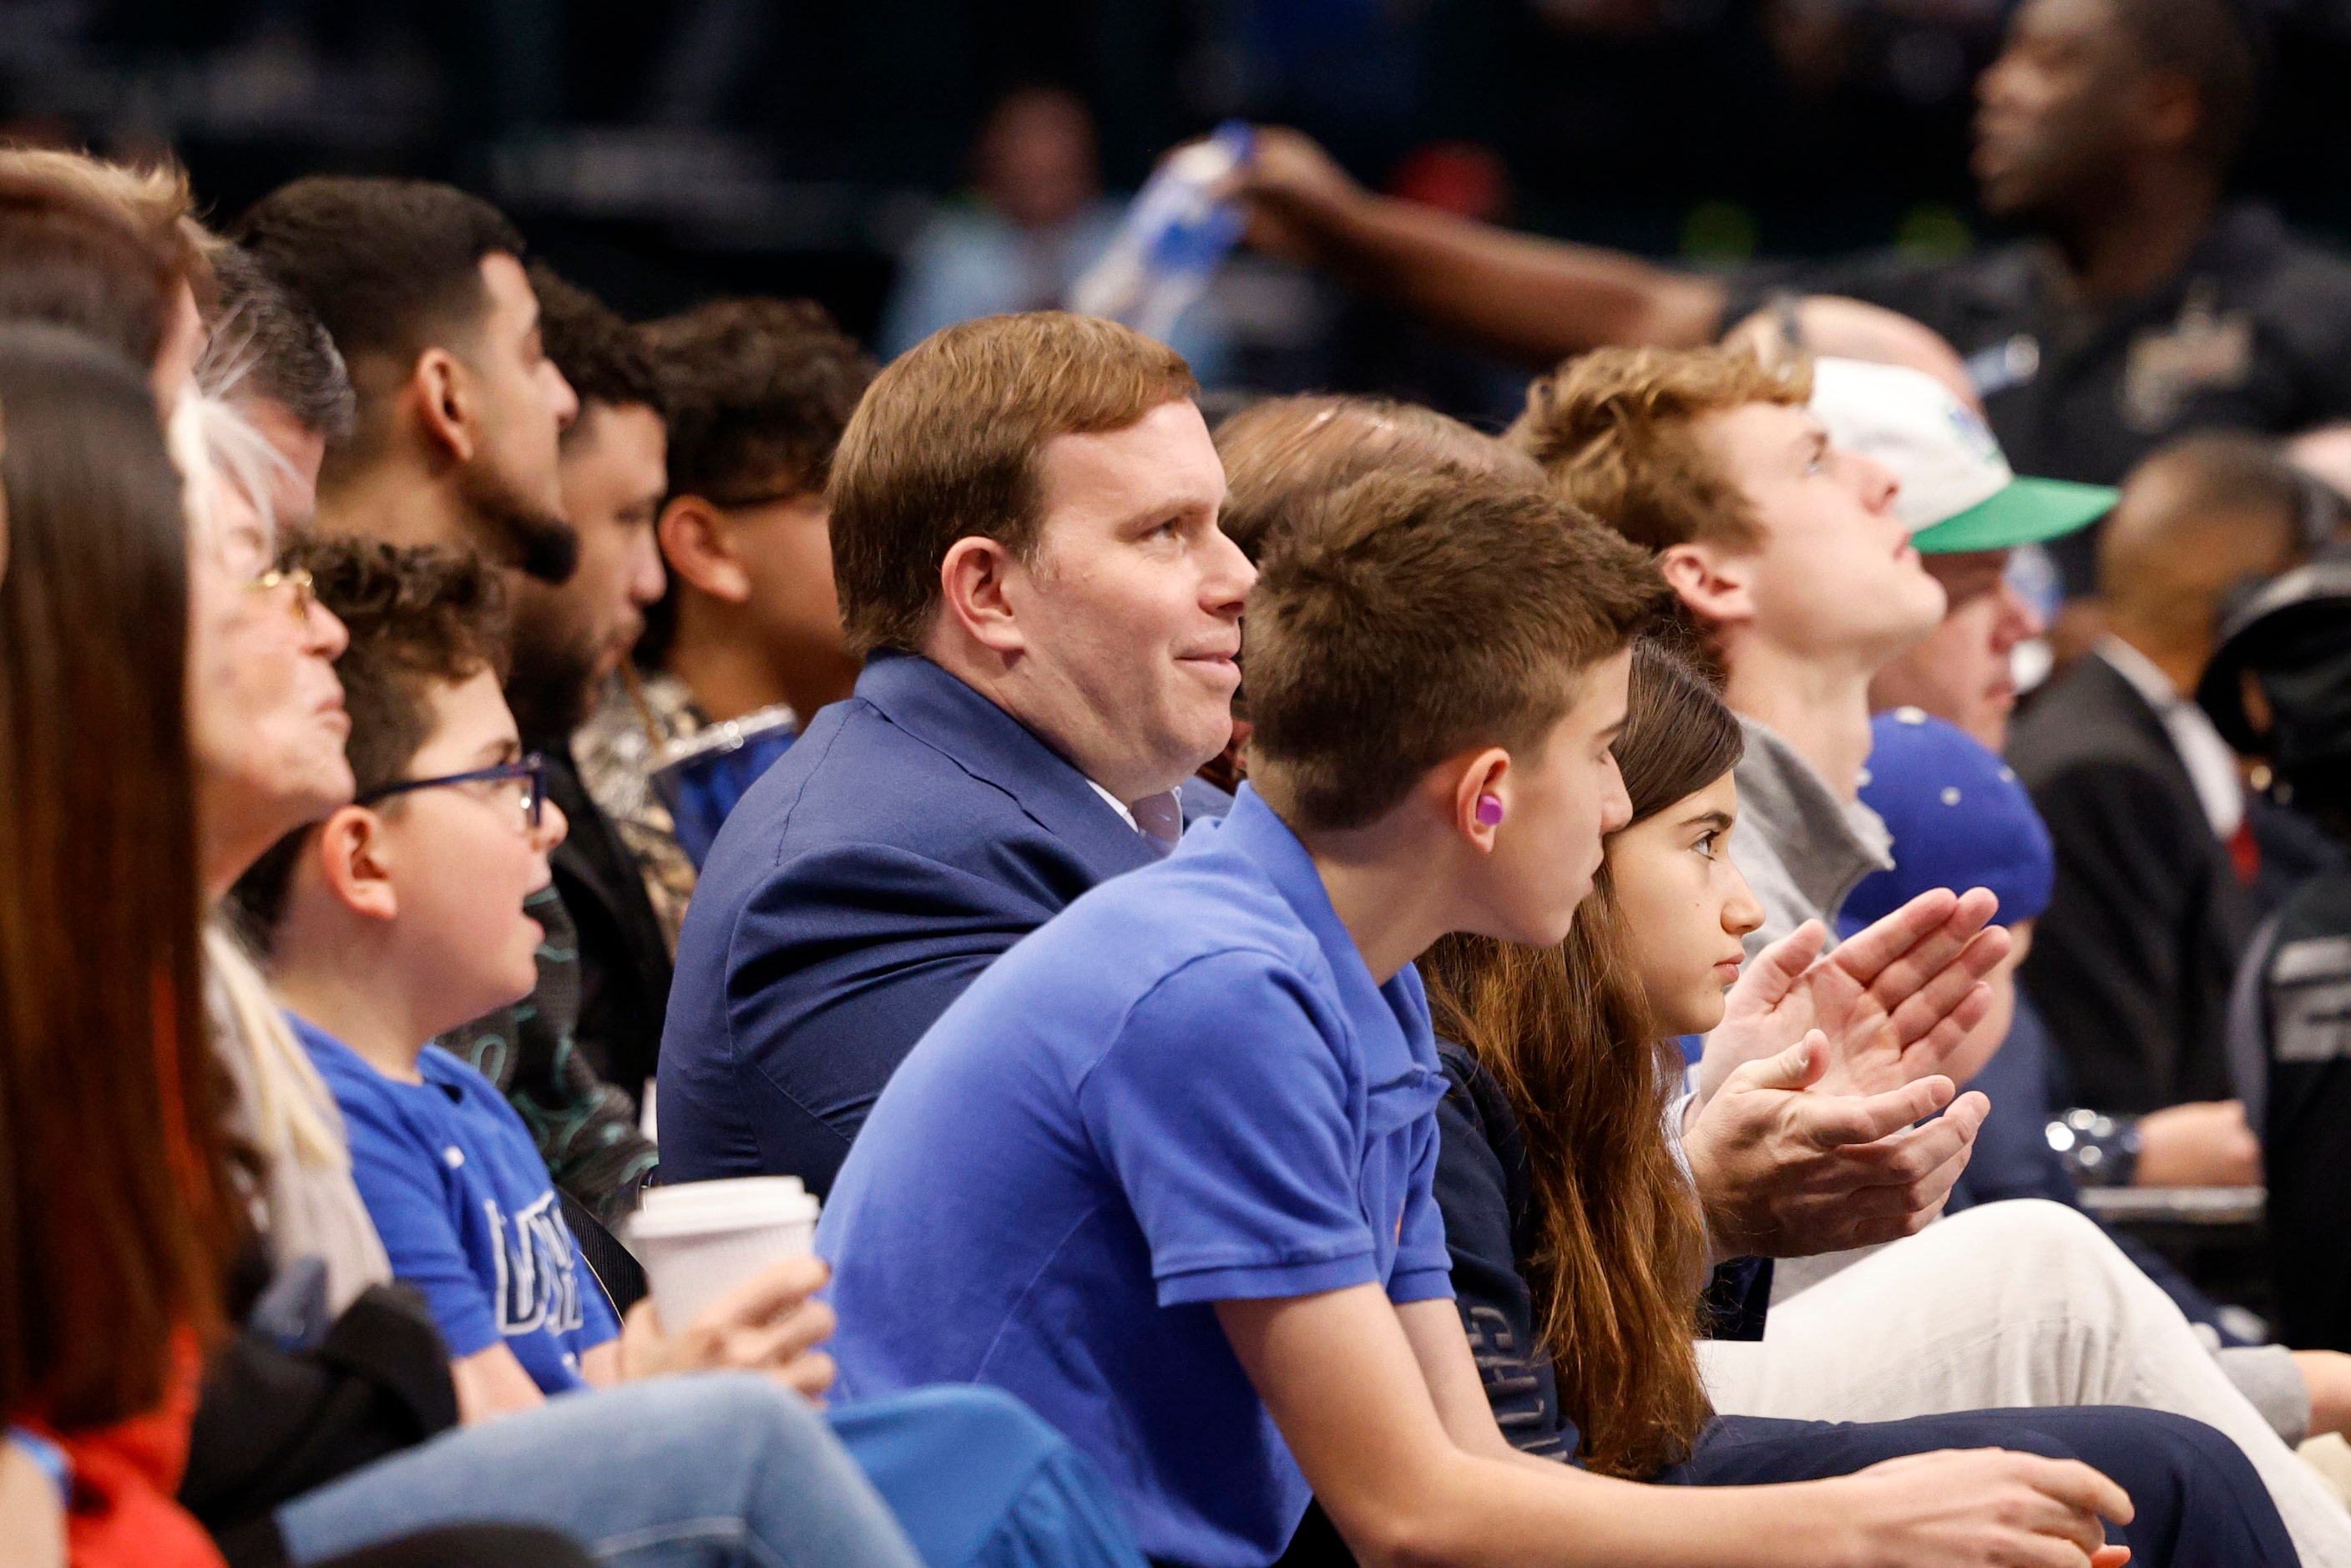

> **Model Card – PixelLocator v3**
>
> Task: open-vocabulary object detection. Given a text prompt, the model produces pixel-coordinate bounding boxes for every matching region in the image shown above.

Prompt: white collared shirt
[1085,779,1185,851]
[1085,777,1140,832]
[2095,636,2246,841]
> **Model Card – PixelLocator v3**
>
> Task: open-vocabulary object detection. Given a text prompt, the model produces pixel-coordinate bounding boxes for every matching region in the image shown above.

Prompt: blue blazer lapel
[856,652,1160,881]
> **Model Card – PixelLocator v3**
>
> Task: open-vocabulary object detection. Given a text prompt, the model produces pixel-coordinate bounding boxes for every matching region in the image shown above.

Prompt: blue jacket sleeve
[721,839,1069,1196]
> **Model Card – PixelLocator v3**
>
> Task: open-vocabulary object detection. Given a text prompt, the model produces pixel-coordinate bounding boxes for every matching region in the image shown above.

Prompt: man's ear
[935,534,1030,658]
[1657,542,1756,631]
[409,348,478,467]
[657,496,752,604]
[315,807,400,923]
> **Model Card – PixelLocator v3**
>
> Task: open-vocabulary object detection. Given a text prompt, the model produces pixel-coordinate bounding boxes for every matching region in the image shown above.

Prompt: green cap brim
[1912,476,2119,554]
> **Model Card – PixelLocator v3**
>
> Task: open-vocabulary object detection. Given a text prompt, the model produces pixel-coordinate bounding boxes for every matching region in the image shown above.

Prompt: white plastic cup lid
[626,1176,819,1242]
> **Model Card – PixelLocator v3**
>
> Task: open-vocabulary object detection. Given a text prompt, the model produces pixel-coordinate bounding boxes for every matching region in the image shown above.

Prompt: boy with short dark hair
[821,465,2291,1567]
[571,295,872,943]
[639,295,872,728]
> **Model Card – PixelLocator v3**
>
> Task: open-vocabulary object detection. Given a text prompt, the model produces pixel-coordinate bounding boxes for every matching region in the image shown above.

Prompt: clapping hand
[1696,888,2010,1112]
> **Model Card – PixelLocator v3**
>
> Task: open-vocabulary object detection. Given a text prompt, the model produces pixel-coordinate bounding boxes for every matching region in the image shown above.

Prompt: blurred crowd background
[18,0,2351,428]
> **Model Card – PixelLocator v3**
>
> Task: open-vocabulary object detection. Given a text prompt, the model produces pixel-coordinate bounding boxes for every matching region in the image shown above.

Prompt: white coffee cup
[624,1176,822,1333]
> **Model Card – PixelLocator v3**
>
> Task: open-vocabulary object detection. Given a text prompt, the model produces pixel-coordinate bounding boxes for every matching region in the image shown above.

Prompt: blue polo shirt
[296,1016,620,1393]
[819,786,1454,1567]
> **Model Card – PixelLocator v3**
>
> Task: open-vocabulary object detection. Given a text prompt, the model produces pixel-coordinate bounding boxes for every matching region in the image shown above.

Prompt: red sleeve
[26,1332,225,1568]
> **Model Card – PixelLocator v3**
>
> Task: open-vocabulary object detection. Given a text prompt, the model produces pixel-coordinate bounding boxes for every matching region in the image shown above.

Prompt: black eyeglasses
[356,753,549,832]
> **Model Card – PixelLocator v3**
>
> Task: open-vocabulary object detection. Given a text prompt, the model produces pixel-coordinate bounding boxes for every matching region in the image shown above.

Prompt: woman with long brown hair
[0,323,239,1565]
[1422,634,1748,1479]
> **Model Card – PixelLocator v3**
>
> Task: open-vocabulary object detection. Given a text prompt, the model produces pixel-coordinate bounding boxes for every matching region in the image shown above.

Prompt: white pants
[1699,1201,2351,1567]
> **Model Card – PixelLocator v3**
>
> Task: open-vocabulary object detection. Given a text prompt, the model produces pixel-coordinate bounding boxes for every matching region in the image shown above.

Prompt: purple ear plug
[1474,793,1505,827]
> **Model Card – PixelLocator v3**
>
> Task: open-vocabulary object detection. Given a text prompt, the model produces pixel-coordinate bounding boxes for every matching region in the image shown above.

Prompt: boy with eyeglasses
[223,539,862,1422]
[225,537,619,1405]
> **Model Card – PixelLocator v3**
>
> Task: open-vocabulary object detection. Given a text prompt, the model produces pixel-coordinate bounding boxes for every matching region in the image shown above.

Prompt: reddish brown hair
[0,163,182,375]
[1213,393,1540,564]
[0,326,233,1428]
[827,311,1196,655]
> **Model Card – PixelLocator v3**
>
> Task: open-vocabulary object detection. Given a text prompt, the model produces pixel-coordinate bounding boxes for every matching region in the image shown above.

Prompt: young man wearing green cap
[1804,355,2117,752]
[1506,348,2351,1562]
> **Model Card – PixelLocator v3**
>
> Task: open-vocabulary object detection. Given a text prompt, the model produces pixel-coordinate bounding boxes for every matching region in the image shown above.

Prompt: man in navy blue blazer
[659,312,1253,1192]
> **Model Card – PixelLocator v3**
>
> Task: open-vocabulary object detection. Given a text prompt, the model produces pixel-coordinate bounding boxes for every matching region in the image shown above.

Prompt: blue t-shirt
[819,786,1454,1567]
[296,1016,619,1393]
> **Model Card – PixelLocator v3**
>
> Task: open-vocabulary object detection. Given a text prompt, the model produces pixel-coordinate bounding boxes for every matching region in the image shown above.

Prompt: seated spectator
[226,541,757,1414]
[1420,637,2351,1562]
[821,463,2295,1567]
[1807,352,2258,1191]
[1509,346,1939,948]
[222,537,1143,1568]
[176,386,397,1316]
[572,296,873,941]
[233,177,581,584]
[2206,560,2351,1351]
[1798,356,2114,752]
[433,264,669,1219]
[0,311,600,1568]
[0,325,240,1568]
[2010,434,2318,1155]
[660,312,1246,1195]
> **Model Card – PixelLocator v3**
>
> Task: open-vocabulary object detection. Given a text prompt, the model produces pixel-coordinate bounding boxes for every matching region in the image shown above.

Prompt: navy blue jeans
[1663,1408,2301,1565]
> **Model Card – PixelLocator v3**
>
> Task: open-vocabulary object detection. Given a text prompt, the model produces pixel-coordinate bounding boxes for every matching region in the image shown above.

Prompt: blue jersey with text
[297,1017,619,1393]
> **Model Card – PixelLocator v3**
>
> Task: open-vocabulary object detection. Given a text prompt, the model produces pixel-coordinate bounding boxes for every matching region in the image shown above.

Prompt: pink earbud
[1474,793,1505,827]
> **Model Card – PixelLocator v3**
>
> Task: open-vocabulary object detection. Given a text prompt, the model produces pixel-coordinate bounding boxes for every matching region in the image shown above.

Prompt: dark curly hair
[530,261,663,427]
[226,538,509,948]
[644,296,873,506]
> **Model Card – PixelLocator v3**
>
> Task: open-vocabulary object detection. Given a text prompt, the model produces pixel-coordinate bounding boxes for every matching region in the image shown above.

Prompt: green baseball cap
[1810,357,2118,554]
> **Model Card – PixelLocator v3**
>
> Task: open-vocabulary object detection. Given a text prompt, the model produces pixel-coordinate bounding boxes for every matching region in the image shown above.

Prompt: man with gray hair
[197,241,356,526]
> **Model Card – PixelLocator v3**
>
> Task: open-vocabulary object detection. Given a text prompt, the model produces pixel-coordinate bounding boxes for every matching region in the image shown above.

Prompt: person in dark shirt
[1229,0,2351,522]
[2010,434,2318,1140]
[2204,559,2351,1353]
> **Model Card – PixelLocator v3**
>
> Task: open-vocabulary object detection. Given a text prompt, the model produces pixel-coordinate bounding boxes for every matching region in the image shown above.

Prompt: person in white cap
[1807,356,2116,751]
